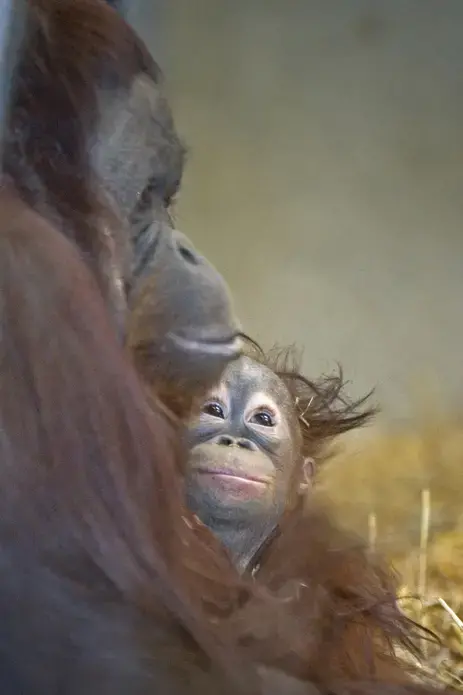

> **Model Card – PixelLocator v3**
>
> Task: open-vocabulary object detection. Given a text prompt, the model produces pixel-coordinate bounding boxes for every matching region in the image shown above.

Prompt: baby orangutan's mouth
[196,468,270,486]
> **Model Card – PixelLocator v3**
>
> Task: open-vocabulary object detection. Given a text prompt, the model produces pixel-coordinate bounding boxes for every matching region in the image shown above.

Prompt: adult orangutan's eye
[202,402,225,419]
[251,410,275,427]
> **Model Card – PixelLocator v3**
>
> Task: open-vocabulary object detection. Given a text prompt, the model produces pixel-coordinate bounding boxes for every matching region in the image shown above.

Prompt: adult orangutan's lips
[168,332,243,359]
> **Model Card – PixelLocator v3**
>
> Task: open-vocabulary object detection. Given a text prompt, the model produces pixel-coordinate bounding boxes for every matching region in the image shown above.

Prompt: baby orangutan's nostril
[237,438,255,451]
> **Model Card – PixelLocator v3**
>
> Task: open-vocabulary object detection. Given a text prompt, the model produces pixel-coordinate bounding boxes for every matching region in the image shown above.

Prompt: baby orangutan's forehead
[222,357,294,409]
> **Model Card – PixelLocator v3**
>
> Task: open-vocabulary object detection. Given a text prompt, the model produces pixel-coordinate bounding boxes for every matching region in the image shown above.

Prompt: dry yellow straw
[368,511,377,553]
[418,488,431,658]
[418,488,431,597]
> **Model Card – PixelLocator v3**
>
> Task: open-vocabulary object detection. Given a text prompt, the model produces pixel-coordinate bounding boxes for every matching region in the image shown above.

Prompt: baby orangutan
[186,345,374,573]
[186,346,430,687]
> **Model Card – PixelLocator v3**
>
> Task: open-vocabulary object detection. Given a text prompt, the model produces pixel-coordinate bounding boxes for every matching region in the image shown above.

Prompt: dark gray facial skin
[92,74,242,388]
[186,356,303,573]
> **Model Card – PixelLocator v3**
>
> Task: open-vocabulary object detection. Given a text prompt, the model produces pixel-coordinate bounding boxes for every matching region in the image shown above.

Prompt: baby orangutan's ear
[298,457,315,495]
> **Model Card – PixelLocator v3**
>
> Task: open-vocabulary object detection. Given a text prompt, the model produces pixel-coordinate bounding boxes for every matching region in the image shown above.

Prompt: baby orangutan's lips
[195,468,270,493]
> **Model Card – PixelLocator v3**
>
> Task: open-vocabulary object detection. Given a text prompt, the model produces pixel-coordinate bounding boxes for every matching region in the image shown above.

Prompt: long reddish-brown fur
[234,501,428,684]
[0,189,264,693]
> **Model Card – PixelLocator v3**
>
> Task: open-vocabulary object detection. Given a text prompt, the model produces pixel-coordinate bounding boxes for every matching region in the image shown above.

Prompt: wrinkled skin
[186,356,308,571]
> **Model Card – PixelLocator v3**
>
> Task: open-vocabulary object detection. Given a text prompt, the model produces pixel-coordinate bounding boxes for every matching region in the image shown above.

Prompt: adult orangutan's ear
[298,457,315,494]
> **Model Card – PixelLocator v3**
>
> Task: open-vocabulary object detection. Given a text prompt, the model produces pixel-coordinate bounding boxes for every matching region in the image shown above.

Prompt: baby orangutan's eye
[251,410,275,427]
[202,402,225,419]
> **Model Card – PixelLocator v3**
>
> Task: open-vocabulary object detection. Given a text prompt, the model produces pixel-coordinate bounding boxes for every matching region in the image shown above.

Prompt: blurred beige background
[131,1,463,422]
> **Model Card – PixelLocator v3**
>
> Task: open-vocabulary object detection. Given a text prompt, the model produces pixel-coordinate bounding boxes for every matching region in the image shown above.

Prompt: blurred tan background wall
[131,1,463,422]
